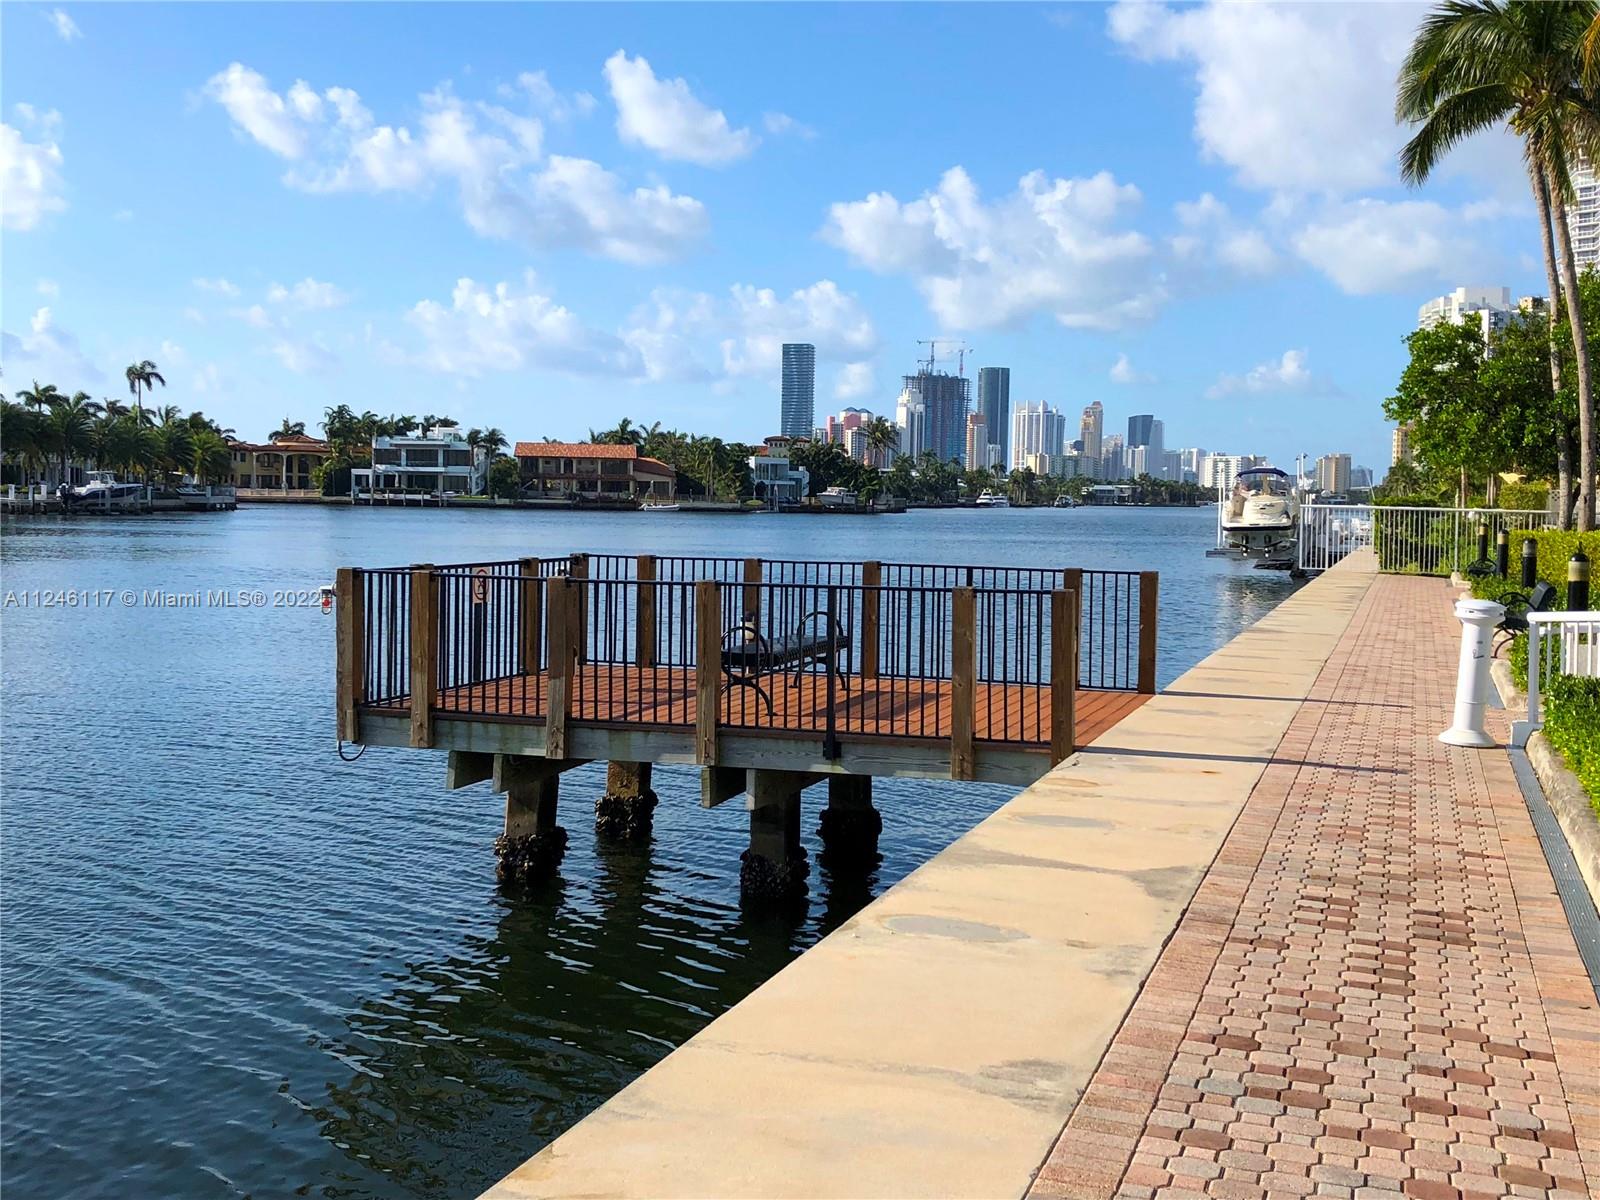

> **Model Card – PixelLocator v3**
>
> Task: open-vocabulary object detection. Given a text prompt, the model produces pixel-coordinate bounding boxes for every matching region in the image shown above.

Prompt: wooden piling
[742,557,762,622]
[568,553,589,665]
[860,560,881,679]
[335,567,364,742]
[950,585,976,781]
[695,580,721,765]
[636,554,657,667]
[1050,588,1079,765]
[408,564,436,749]
[1138,571,1159,694]
[546,577,573,760]
[517,557,542,675]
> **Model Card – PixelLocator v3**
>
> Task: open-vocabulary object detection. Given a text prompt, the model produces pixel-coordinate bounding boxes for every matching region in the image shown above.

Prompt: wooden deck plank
[418,665,1148,750]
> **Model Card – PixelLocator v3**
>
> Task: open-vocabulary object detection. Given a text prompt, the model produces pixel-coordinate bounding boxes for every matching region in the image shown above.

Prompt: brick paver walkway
[1030,574,1600,1200]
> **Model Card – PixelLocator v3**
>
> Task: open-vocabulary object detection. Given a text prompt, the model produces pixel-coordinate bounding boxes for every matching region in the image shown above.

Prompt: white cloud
[1206,349,1319,398]
[0,306,102,383]
[1168,192,1279,278]
[1107,1,1422,194]
[404,273,646,377]
[604,51,757,165]
[1109,353,1153,385]
[158,340,188,366]
[500,71,597,122]
[272,337,339,374]
[1,118,66,231]
[267,277,349,309]
[834,362,875,400]
[203,63,706,264]
[36,278,59,298]
[193,276,241,296]
[1291,198,1486,295]
[184,307,206,325]
[236,304,278,330]
[48,9,81,40]
[763,111,816,140]
[823,166,1162,332]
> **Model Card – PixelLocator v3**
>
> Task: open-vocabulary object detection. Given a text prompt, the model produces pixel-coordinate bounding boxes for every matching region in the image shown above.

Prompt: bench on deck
[721,611,852,714]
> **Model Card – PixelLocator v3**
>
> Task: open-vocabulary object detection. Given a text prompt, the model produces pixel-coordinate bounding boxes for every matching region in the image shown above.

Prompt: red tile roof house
[513,443,677,502]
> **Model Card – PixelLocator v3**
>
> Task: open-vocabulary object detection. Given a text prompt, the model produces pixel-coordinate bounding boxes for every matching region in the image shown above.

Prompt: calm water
[0,505,1295,1200]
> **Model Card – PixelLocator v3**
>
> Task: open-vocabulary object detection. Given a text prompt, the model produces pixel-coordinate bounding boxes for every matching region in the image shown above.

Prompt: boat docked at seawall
[816,486,858,509]
[974,489,1010,508]
[1218,467,1298,563]
[640,500,680,512]
[61,472,147,511]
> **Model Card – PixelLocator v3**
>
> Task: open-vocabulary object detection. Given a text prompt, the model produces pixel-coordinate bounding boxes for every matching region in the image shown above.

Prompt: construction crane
[915,338,972,375]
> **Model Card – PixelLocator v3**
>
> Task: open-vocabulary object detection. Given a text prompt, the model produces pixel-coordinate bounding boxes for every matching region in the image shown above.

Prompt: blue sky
[1,2,1540,471]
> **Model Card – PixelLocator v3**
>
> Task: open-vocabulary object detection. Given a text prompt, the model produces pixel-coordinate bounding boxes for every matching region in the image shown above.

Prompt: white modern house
[350,426,486,497]
[748,437,811,504]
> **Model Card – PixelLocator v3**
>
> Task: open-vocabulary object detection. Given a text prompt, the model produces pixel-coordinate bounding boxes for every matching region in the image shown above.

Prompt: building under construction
[901,368,971,464]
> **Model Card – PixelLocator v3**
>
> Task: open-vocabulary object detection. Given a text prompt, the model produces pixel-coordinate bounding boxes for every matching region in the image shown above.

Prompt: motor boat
[817,486,858,508]
[974,489,1010,508]
[1053,495,1078,508]
[640,500,680,512]
[1220,467,1298,561]
[64,471,144,505]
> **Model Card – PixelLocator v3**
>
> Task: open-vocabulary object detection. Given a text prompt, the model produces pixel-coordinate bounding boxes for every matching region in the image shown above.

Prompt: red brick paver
[1030,575,1600,1200]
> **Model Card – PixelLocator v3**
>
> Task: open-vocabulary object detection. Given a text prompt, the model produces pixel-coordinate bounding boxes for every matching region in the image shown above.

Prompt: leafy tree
[487,456,522,499]
[1398,0,1599,528]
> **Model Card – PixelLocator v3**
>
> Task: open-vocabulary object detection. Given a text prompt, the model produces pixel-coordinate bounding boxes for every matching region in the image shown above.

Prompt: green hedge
[1497,480,1551,512]
[1544,675,1600,816]
[1502,530,1600,599]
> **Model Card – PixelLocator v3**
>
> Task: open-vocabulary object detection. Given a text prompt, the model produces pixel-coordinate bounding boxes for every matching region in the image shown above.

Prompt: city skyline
[1,3,1533,474]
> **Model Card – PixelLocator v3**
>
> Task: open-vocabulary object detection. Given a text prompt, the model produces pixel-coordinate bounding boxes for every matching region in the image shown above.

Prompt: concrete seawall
[483,553,1379,1200]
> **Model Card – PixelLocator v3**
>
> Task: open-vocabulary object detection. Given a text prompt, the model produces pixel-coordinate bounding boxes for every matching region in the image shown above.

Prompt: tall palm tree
[16,381,62,411]
[189,429,232,484]
[864,416,899,467]
[478,427,507,459]
[124,360,166,421]
[272,417,307,441]
[1398,0,1600,528]
[45,393,101,484]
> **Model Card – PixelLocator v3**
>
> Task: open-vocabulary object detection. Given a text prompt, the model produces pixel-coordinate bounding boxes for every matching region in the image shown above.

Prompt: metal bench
[721,610,851,714]
[1494,581,1556,655]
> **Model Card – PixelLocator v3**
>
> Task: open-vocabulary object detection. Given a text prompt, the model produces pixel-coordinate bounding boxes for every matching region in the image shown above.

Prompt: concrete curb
[1491,658,1600,911]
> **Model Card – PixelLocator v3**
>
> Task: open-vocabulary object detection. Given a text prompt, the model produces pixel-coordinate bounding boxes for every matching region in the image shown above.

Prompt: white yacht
[67,471,144,505]
[974,489,1010,508]
[1219,467,1298,560]
[817,486,858,508]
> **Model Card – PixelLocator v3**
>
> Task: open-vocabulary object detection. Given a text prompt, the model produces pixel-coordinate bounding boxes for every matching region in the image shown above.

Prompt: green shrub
[1502,530,1600,603]
[1544,674,1600,816]
[1497,480,1551,513]
[1508,631,1529,692]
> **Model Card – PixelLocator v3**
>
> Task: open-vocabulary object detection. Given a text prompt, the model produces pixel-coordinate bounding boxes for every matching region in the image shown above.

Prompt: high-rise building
[1079,401,1103,463]
[1391,423,1413,466]
[1177,447,1207,484]
[1568,157,1599,267]
[964,412,987,470]
[1351,465,1374,490]
[1126,414,1155,448]
[895,384,928,460]
[1416,287,1514,340]
[977,368,1011,470]
[1316,453,1352,495]
[1126,414,1165,476]
[825,407,874,460]
[1100,433,1125,480]
[1012,403,1067,468]
[901,368,970,463]
[780,343,816,438]
[1199,453,1267,494]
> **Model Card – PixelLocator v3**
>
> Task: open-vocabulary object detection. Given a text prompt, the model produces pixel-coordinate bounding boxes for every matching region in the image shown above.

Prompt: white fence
[1298,505,1548,575]
[1512,611,1600,747]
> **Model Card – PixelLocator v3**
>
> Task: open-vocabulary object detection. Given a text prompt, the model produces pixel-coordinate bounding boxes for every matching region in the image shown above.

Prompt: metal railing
[1512,611,1600,747]
[1298,505,1548,575]
[335,559,1101,770]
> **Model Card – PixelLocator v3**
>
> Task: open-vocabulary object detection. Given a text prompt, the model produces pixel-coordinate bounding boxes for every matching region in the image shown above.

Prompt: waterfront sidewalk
[1029,573,1600,1200]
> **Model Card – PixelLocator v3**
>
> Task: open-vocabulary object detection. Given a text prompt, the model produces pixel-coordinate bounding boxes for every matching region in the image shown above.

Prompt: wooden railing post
[545,577,572,759]
[517,557,542,675]
[861,560,881,679]
[408,564,436,749]
[335,567,365,741]
[636,554,657,667]
[1050,587,1079,765]
[742,557,762,621]
[950,585,976,780]
[695,580,721,765]
[1138,570,1159,694]
[568,553,589,664]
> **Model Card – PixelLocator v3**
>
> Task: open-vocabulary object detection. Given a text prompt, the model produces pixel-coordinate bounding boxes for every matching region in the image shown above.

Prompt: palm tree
[1398,0,1599,528]
[45,393,101,484]
[864,416,899,467]
[478,427,507,459]
[591,418,645,446]
[16,381,62,411]
[273,417,306,440]
[124,360,166,421]
[189,429,232,483]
